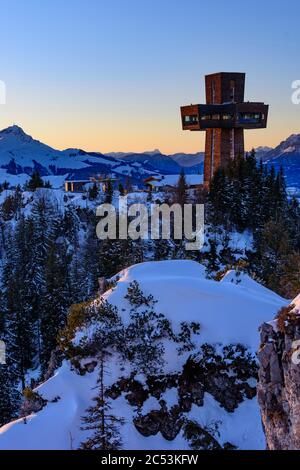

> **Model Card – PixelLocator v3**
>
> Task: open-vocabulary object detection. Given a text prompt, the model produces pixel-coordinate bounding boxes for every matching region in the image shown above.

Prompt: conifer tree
[2,218,36,387]
[206,238,219,275]
[81,355,123,450]
[154,238,173,260]
[105,179,113,204]
[28,193,59,361]
[88,182,99,200]
[124,281,169,373]
[209,168,231,227]
[26,171,44,191]
[174,169,188,206]
[40,240,69,372]
[118,183,125,196]
[98,236,134,278]
[0,364,21,427]
[254,217,291,292]
[81,218,101,297]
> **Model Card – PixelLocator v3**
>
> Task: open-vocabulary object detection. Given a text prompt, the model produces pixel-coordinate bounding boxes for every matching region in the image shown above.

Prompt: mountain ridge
[0,125,202,186]
[0,125,299,191]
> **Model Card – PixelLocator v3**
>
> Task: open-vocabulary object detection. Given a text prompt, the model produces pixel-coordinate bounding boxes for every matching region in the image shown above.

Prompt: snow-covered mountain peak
[259,136,300,196]
[254,146,273,152]
[278,134,300,153]
[0,125,33,143]
[263,134,300,161]
[143,149,162,156]
[284,133,300,145]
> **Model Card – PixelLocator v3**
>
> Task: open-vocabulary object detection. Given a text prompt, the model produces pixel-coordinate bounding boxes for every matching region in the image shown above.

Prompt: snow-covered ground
[0,260,287,450]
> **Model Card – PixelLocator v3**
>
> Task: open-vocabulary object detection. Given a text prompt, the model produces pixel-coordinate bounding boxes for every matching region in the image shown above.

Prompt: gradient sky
[0,0,299,154]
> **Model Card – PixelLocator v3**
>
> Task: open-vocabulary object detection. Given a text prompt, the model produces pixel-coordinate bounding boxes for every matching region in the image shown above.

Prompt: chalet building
[180,72,269,188]
[144,175,203,192]
[64,179,90,192]
[64,175,118,193]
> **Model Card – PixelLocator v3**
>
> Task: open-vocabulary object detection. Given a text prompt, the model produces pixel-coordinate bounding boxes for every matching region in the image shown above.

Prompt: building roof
[65,179,91,183]
[147,174,203,187]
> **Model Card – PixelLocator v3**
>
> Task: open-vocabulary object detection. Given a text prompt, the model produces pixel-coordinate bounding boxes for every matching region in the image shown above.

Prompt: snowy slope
[0,260,287,450]
[107,261,285,351]
[221,270,285,304]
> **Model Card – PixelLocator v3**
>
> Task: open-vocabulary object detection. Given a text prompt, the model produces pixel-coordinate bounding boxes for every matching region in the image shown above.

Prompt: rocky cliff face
[257,300,300,450]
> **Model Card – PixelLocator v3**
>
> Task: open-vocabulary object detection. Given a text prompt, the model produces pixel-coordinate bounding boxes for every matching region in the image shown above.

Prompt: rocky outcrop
[257,305,300,450]
[134,405,184,441]
[106,344,258,445]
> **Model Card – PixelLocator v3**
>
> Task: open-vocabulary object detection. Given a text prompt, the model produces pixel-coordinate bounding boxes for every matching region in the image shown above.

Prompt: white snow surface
[291,293,300,313]
[149,174,203,187]
[0,260,288,450]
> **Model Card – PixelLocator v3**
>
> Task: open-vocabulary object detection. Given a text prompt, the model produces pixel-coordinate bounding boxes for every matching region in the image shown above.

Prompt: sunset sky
[0,0,299,154]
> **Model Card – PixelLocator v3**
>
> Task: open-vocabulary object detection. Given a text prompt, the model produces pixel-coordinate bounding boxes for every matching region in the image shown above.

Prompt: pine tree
[1,192,22,221]
[105,179,113,204]
[64,204,84,303]
[81,217,101,296]
[124,281,169,373]
[124,176,132,193]
[44,180,52,189]
[0,364,21,427]
[174,169,188,206]
[208,168,231,227]
[81,355,124,450]
[254,217,291,292]
[277,252,300,298]
[40,240,69,372]
[26,171,44,191]
[98,236,134,278]
[206,238,219,275]
[118,183,125,196]
[28,193,59,363]
[286,197,300,251]
[2,219,36,387]
[154,238,173,260]
[88,182,99,200]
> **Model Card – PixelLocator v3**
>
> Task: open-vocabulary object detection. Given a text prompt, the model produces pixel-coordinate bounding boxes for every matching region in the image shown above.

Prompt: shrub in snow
[182,419,222,450]
[20,388,47,417]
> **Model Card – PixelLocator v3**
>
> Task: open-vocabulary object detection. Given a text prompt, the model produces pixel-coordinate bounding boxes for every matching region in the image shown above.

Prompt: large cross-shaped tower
[180,72,269,188]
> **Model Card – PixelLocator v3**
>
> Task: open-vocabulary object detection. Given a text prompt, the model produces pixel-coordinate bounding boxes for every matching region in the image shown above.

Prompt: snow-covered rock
[0,260,288,450]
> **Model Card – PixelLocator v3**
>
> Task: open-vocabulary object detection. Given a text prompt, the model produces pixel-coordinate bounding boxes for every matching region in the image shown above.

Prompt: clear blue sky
[0,0,299,153]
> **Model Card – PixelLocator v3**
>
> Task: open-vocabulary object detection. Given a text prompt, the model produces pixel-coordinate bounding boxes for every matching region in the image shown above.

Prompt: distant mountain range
[0,125,299,193]
[108,149,204,174]
[0,125,202,188]
[258,134,300,196]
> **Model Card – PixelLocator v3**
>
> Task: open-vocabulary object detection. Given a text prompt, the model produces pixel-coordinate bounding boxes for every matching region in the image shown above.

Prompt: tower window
[200,115,211,120]
[238,112,261,122]
[212,80,216,104]
[230,79,236,102]
[183,115,198,124]
[222,114,234,120]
